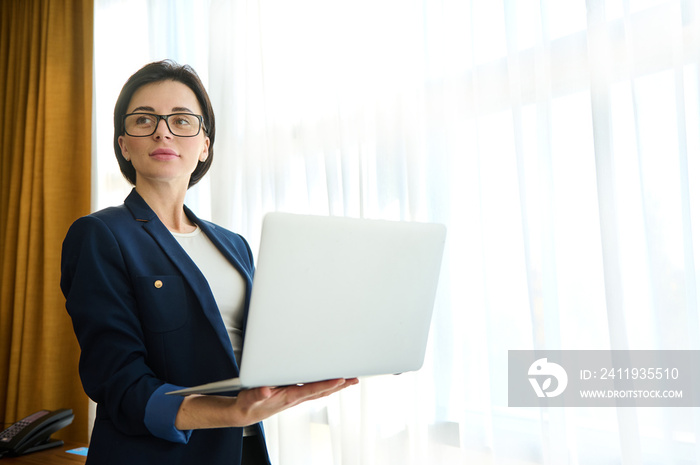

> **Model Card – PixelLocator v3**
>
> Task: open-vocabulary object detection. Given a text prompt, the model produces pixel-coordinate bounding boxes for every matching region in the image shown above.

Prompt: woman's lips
[149,148,179,161]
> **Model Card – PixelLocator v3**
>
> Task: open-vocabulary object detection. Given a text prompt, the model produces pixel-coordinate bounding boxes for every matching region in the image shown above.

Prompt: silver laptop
[168,212,446,395]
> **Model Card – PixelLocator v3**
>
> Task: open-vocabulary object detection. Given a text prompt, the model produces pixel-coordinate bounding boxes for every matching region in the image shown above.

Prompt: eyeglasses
[123,113,206,137]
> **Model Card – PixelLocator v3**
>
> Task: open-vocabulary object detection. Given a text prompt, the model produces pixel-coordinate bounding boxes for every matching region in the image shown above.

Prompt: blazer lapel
[124,190,240,370]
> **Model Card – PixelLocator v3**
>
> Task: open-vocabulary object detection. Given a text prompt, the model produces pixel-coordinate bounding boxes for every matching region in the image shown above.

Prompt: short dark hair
[113,60,215,188]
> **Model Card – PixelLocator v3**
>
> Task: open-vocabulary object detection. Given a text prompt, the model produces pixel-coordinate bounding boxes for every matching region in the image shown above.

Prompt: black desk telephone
[0,409,74,458]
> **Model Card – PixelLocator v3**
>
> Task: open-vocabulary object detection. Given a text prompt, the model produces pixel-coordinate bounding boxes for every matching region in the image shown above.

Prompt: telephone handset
[0,409,74,458]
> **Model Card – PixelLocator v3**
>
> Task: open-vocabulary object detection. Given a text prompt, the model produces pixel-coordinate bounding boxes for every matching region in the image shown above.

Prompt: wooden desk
[2,441,87,464]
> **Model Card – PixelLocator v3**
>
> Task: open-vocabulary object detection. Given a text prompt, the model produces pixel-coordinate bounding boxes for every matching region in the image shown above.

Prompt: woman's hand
[175,378,359,431]
[234,378,358,426]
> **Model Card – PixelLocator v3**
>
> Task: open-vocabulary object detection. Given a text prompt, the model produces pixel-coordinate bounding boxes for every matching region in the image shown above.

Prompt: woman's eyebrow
[129,106,195,113]
[131,106,155,112]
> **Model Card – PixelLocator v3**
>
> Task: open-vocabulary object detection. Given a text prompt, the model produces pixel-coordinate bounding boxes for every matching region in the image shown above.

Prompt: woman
[61,60,357,465]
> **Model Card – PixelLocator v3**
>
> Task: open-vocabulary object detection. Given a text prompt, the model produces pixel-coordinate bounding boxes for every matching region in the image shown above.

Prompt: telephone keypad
[0,411,50,441]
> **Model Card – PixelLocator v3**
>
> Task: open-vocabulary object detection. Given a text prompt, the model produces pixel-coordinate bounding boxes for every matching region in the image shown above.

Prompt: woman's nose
[153,118,173,138]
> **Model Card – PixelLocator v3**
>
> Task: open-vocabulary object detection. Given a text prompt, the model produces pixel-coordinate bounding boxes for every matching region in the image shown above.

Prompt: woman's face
[118,80,210,191]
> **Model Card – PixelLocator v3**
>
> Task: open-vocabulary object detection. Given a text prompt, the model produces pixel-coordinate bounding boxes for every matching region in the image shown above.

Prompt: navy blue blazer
[61,189,269,465]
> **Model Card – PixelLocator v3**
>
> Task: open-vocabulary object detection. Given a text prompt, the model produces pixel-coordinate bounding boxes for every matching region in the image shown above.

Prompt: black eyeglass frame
[122,112,207,138]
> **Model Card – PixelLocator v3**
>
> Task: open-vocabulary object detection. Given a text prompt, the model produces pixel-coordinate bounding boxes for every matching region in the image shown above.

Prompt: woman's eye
[135,115,155,126]
[172,116,193,127]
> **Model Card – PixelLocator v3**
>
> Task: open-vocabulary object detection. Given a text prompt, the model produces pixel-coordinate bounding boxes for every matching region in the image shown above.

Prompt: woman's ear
[118,135,130,161]
[200,137,210,162]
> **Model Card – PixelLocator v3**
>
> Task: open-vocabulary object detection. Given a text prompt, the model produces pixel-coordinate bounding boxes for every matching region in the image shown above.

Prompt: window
[95,0,700,462]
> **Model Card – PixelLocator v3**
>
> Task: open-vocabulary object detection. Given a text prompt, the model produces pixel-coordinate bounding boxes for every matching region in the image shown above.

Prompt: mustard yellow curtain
[0,0,93,443]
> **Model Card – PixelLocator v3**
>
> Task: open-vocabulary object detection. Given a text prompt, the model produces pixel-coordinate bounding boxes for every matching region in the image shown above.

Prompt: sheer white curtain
[95,0,700,463]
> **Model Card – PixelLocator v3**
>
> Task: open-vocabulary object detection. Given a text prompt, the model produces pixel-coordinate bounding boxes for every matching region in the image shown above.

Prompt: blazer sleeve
[60,215,189,442]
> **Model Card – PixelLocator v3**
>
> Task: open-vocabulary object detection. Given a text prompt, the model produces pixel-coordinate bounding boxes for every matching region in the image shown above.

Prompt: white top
[171,225,247,363]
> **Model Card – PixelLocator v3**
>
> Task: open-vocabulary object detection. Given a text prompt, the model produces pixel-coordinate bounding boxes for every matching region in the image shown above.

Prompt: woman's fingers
[292,378,359,402]
[235,378,359,424]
